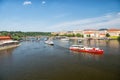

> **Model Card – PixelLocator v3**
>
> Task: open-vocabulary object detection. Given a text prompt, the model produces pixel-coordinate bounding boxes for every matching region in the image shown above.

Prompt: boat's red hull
[70,48,104,54]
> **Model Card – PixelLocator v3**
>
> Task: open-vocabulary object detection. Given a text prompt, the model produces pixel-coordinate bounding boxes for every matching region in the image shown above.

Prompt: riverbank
[68,37,120,40]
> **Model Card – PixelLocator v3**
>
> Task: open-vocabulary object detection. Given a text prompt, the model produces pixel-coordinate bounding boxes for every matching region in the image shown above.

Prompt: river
[0,39,120,80]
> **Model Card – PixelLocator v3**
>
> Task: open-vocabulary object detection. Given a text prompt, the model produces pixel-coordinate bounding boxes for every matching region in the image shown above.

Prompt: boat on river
[78,39,82,43]
[45,40,54,45]
[69,45,104,54]
[60,37,69,41]
[0,36,20,50]
[44,37,54,45]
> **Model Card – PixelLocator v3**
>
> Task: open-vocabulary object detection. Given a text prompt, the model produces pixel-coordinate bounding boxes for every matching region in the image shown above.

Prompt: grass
[109,36,118,40]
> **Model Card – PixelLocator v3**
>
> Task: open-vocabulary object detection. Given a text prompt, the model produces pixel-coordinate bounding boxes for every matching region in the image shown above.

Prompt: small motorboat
[44,37,54,45]
[78,39,82,43]
[69,45,104,54]
[45,40,54,45]
[48,41,54,45]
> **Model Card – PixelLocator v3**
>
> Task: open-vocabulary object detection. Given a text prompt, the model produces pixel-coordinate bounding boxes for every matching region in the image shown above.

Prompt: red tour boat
[69,45,104,54]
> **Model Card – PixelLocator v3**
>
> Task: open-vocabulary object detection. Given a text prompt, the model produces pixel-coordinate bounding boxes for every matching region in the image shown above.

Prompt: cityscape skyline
[0,0,120,32]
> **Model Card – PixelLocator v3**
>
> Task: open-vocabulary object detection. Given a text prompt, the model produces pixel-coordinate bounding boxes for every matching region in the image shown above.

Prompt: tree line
[53,33,120,41]
[0,31,51,40]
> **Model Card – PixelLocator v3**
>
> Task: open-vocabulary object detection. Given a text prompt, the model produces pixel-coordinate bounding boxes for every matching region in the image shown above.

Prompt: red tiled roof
[100,33,105,35]
[0,36,11,40]
[84,32,94,34]
[108,28,120,31]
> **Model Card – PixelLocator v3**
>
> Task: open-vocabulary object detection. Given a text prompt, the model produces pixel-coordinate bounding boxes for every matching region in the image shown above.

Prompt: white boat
[60,37,69,41]
[0,40,20,50]
[48,41,54,45]
[44,37,54,45]
[78,39,82,43]
[45,40,54,45]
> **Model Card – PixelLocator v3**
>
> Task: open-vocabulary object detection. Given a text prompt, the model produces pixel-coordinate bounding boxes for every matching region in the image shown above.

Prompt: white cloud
[42,1,46,5]
[23,1,32,5]
[49,12,120,31]
[118,12,120,15]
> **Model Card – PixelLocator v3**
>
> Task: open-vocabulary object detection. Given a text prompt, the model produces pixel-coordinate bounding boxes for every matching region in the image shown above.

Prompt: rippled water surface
[0,40,120,80]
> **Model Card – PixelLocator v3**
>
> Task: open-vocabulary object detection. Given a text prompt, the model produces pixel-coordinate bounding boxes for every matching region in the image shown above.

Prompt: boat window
[79,46,83,48]
[71,45,84,48]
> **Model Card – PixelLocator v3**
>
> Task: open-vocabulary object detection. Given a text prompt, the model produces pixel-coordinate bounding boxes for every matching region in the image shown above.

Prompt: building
[107,29,120,36]
[53,28,120,38]
[83,29,97,38]
[51,32,59,36]
[73,30,83,35]
[97,29,107,38]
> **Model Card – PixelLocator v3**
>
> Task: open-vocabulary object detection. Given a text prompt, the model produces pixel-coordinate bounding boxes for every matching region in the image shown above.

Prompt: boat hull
[70,48,104,54]
[45,41,54,45]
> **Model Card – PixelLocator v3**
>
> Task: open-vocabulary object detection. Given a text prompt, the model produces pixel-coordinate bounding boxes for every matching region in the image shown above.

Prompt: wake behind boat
[69,45,104,54]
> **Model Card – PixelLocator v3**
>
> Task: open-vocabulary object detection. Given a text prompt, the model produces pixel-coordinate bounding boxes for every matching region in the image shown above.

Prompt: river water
[0,39,120,80]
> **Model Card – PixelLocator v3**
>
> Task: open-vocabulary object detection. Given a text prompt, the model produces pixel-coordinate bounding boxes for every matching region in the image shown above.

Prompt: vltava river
[0,39,120,80]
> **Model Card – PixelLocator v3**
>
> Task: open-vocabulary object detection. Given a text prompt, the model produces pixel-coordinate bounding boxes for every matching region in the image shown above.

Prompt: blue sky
[0,0,120,32]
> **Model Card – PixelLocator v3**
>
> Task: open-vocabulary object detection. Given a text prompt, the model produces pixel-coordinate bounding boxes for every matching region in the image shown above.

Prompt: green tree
[11,36,21,40]
[0,31,51,40]
[117,36,120,41]
[106,33,110,37]
[87,34,90,37]
[117,34,120,41]
[67,34,75,37]
[81,34,84,38]
[0,31,8,36]
[76,33,81,37]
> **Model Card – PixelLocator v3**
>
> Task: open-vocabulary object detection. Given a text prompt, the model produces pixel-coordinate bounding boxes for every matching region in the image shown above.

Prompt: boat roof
[71,45,84,47]
[0,40,18,45]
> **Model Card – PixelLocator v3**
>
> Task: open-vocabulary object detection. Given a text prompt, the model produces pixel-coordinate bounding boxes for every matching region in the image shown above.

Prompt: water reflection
[0,48,17,68]
[74,39,119,48]
[0,48,15,57]
[70,50,103,61]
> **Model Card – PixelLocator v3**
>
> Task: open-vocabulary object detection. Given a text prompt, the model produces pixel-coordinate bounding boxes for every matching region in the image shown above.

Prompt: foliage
[110,36,118,39]
[0,31,51,40]
[76,33,82,37]
[54,33,84,38]
[81,34,84,38]
[117,36,120,41]
[11,36,21,40]
[106,33,110,37]
[67,34,75,37]
[87,34,90,37]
